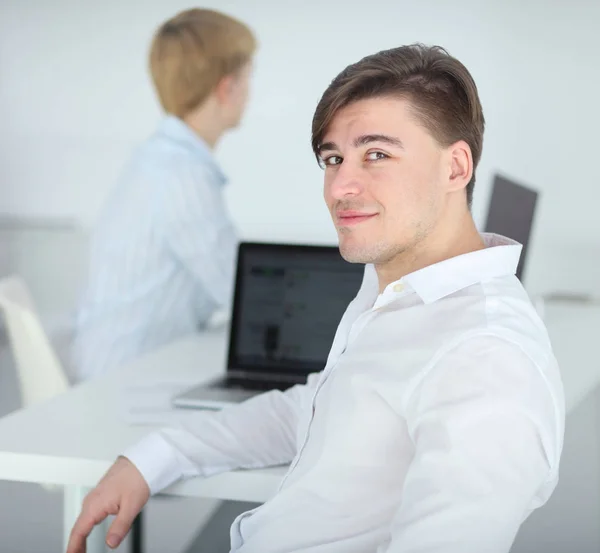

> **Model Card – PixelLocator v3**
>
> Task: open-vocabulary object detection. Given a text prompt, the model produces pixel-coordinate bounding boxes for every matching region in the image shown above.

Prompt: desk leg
[132,512,143,553]
[63,485,108,553]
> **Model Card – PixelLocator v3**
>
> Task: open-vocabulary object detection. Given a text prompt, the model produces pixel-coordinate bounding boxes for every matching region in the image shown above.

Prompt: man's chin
[338,243,371,264]
[338,236,394,265]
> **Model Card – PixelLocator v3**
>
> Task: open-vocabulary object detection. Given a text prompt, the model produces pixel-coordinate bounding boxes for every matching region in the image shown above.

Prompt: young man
[67,44,564,553]
[72,9,256,380]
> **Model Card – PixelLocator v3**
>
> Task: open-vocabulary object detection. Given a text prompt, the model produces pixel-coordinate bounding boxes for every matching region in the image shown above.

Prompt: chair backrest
[0,276,69,406]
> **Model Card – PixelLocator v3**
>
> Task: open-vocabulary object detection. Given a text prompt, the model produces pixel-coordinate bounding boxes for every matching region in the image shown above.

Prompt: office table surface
[0,329,286,503]
[0,302,597,502]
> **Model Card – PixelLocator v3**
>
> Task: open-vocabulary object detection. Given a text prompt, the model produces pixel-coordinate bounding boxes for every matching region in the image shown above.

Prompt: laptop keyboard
[225,377,293,392]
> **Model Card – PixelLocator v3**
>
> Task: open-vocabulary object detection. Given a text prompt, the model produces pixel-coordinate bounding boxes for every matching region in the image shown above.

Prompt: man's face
[224,61,253,128]
[321,96,450,265]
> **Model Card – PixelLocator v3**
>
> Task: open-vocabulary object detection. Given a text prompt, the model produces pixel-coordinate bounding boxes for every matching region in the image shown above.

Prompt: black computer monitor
[483,174,539,281]
[228,242,364,377]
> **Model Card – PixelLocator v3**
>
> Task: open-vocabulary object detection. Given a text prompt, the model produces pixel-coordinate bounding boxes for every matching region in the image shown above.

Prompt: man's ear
[447,140,473,193]
[215,74,235,104]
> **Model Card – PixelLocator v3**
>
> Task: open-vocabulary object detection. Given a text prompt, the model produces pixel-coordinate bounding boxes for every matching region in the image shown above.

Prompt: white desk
[0,304,597,552]
[540,301,600,412]
[0,330,285,553]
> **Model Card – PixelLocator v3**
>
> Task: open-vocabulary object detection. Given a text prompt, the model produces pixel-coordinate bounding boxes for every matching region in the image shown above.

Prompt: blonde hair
[149,8,256,117]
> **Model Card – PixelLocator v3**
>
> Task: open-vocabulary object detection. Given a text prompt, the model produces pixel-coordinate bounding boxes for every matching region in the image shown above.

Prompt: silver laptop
[173,242,364,410]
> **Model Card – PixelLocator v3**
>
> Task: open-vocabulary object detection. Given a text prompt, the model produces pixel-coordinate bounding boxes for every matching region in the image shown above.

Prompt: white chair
[0,275,143,552]
[0,275,69,406]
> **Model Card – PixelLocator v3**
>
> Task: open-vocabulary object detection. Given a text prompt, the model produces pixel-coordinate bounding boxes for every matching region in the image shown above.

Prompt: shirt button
[393,283,404,293]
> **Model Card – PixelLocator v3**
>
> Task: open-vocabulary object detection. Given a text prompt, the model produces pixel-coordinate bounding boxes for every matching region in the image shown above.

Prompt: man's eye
[322,155,343,167]
[366,151,388,161]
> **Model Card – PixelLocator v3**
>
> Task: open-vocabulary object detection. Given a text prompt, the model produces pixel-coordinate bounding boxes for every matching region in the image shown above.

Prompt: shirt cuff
[122,433,185,495]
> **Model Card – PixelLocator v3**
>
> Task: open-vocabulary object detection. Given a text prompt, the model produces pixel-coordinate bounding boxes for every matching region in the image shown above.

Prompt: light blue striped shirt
[73,116,237,380]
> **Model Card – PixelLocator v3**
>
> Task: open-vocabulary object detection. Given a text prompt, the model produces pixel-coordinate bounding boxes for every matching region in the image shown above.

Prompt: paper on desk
[119,382,213,427]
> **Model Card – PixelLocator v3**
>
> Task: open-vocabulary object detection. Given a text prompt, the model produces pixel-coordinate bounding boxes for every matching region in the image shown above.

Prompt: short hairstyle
[149,8,256,117]
[311,44,485,206]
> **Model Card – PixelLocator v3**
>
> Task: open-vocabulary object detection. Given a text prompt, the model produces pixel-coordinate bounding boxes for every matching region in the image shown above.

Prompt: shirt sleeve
[124,372,320,495]
[159,160,238,309]
[382,335,562,553]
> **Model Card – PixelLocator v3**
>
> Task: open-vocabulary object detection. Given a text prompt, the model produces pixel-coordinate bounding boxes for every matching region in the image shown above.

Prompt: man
[72,9,256,380]
[67,44,564,553]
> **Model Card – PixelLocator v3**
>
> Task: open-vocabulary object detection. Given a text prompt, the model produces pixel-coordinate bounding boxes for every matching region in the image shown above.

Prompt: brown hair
[311,44,485,206]
[149,9,256,117]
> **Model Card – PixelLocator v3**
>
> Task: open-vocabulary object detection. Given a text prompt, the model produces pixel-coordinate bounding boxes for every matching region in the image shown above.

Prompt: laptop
[483,174,539,281]
[173,242,365,409]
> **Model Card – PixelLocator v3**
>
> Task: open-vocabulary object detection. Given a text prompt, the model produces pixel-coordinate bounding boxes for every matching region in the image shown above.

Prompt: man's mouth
[336,211,378,226]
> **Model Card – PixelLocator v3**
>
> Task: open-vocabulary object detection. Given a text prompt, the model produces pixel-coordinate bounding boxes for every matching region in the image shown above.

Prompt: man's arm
[125,373,319,494]
[159,160,238,309]
[382,336,562,553]
[67,373,319,553]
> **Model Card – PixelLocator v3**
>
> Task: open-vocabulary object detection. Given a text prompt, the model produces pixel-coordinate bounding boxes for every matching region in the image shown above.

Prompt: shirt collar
[157,115,227,186]
[364,233,522,305]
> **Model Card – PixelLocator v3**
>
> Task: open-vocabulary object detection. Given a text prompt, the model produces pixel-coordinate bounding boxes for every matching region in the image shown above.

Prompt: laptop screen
[228,243,364,377]
[483,174,539,281]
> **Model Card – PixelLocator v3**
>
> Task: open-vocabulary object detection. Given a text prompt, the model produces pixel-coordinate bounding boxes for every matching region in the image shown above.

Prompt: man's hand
[66,457,150,552]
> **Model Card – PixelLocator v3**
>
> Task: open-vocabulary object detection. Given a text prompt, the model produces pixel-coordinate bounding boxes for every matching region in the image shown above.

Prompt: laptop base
[172,378,258,410]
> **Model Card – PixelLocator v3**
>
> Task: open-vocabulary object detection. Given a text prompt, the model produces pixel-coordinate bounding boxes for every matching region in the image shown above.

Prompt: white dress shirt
[72,116,237,380]
[125,233,565,553]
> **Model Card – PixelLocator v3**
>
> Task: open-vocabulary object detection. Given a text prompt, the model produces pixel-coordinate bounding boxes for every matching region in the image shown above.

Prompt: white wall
[1,0,599,296]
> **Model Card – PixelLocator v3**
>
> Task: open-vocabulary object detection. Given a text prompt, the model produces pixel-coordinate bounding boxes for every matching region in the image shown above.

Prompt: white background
[1,0,599,295]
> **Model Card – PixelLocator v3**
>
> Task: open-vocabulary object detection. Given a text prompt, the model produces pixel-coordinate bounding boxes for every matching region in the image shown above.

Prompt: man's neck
[375,213,484,293]
[182,101,226,149]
